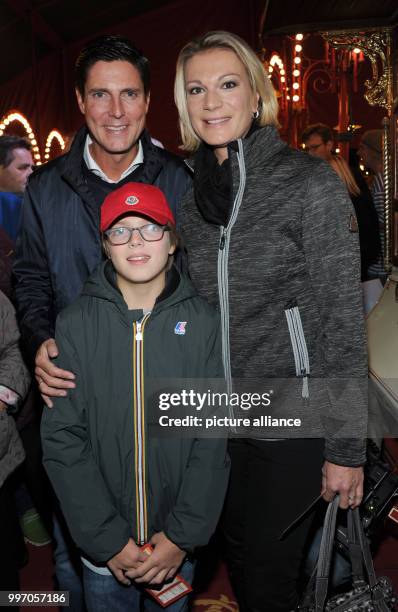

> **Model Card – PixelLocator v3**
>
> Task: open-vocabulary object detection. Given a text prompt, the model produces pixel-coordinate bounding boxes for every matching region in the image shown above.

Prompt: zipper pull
[219,229,227,250]
[135,323,143,341]
[301,369,309,399]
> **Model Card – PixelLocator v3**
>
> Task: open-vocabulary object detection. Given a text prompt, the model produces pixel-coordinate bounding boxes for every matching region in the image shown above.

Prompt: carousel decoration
[0,110,66,166]
[322,30,393,113]
[0,111,42,165]
[263,28,393,270]
[263,32,371,152]
[44,129,65,160]
[323,28,393,272]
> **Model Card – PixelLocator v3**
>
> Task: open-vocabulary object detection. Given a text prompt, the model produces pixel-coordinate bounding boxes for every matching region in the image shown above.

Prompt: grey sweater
[181,126,368,466]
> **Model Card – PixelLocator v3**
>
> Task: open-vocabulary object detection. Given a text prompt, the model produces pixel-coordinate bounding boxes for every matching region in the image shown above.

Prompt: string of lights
[44,130,65,160]
[0,111,65,164]
[292,33,303,105]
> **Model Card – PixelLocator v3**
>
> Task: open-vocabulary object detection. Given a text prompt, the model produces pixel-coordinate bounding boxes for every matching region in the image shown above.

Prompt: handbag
[298,496,397,611]
[360,441,398,534]
[303,442,398,589]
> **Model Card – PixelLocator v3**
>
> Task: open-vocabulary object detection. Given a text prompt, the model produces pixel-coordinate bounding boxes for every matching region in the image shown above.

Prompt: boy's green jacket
[41,262,230,563]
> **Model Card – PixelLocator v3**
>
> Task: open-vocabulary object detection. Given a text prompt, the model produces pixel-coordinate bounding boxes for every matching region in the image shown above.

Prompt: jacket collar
[60,126,165,204]
[83,260,196,323]
[185,125,286,171]
[229,125,286,165]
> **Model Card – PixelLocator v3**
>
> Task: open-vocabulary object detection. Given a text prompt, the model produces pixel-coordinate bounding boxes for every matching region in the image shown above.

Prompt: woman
[174,31,368,611]
[329,154,380,281]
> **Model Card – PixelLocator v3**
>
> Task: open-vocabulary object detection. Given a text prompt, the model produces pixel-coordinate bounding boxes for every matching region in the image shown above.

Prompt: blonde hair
[174,30,280,152]
[329,155,360,197]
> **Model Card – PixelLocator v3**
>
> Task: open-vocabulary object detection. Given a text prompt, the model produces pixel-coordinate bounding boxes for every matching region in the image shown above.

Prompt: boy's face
[104,214,175,292]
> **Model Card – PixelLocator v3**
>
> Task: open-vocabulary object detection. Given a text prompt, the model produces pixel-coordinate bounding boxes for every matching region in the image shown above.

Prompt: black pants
[222,438,324,612]
[0,479,25,609]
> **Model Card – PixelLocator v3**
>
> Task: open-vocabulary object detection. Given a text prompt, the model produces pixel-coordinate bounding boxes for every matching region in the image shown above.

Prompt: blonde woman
[175,31,368,611]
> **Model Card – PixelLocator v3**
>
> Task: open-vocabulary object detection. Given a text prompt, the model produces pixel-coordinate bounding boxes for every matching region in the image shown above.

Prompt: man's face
[304,134,333,161]
[0,147,33,194]
[76,60,150,159]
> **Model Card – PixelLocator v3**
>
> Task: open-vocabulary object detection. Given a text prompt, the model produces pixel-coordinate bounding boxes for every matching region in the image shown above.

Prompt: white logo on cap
[125,195,139,206]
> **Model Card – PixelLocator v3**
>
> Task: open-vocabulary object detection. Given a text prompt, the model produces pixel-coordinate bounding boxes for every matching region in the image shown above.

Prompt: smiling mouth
[104,125,128,132]
[205,118,230,125]
[127,255,150,263]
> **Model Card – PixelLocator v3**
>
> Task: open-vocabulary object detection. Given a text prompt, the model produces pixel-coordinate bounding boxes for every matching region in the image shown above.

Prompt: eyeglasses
[104,223,170,245]
[305,143,323,152]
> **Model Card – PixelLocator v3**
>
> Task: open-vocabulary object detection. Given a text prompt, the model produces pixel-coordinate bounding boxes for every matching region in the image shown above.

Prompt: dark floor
[19,520,398,611]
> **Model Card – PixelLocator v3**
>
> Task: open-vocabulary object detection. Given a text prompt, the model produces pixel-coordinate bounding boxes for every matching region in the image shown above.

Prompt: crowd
[0,30,385,612]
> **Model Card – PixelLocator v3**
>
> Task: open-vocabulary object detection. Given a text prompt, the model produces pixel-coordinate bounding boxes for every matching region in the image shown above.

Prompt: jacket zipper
[133,313,150,544]
[284,304,310,398]
[217,140,246,413]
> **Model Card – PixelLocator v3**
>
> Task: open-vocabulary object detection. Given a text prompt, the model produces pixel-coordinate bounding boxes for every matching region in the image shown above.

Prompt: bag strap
[349,509,391,612]
[347,508,365,586]
[314,496,340,611]
[308,500,391,612]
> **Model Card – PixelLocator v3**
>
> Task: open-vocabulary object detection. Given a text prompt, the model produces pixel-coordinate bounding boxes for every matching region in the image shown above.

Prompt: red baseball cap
[100,182,175,231]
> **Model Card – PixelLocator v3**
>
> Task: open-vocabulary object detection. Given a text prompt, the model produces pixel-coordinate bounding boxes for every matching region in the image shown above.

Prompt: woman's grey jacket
[181,126,368,467]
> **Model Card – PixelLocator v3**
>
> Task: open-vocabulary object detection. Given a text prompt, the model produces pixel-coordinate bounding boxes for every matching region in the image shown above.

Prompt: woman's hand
[125,532,186,585]
[321,461,364,509]
[35,338,76,407]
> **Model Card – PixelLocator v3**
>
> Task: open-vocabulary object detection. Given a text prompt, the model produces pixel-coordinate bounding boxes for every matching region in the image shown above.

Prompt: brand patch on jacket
[349,213,358,233]
[125,195,139,206]
[174,321,187,335]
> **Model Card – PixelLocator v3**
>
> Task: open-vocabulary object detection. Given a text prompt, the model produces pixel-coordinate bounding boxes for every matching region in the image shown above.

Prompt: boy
[41,183,229,611]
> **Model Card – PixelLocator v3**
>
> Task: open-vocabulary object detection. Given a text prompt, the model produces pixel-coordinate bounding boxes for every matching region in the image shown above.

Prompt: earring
[253,110,259,120]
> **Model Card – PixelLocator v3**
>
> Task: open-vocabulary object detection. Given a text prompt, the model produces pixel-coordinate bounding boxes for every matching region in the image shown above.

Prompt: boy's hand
[125,532,186,585]
[107,538,143,585]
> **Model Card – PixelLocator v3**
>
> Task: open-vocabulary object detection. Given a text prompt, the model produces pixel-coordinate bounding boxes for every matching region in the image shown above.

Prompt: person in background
[0,289,30,596]
[13,34,190,611]
[41,182,229,612]
[302,123,380,281]
[358,129,386,283]
[174,31,367,611]
[0,135,50,549]
[0,136,33,241]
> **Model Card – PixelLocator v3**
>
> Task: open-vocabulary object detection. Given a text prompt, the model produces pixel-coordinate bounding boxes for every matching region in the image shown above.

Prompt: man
[302,123,380,281]
[0,136,33,240]
[13,34,190,610]
[358,129,386,283]
[301,123,334,161]
[14,34,190,398]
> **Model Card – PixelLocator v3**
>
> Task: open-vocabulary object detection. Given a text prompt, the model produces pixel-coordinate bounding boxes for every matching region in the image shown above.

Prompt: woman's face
[184,48,259,163]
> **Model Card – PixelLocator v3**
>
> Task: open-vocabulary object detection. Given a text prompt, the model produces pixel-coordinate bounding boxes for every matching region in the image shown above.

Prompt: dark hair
[301,123,333,145]
[166,222,180,250]
[0,135,31,168]
[75,34,150,96]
